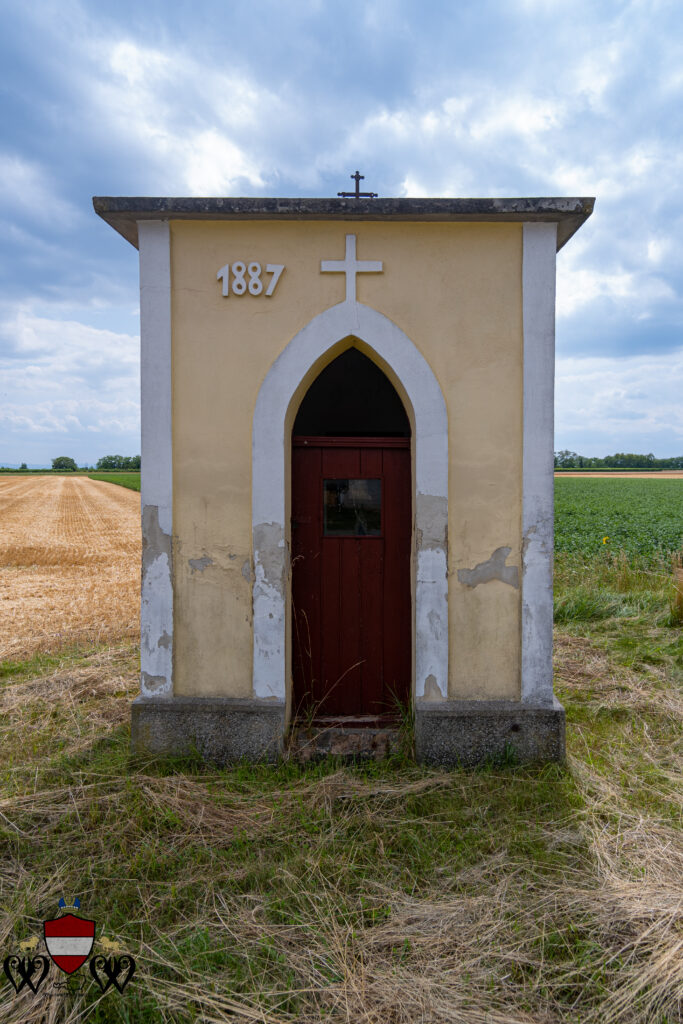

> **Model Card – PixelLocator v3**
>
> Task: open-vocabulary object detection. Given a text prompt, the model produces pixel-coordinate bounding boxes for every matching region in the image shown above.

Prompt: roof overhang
[93,195,594,252]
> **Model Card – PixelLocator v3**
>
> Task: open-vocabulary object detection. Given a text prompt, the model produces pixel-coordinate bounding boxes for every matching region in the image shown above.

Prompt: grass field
[87,472,141,492]
[555,478,683,562]
[0,476,681,1022]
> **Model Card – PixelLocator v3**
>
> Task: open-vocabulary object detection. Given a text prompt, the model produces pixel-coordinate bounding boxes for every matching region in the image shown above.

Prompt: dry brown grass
[554,632,683,722]
[0,632,680,1023]
[0,476,140,661]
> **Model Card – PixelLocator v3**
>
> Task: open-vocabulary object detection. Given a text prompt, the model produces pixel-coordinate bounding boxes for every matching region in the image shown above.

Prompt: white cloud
[2,310,138,374]
[0,309,139,453]
[548,145,666,201]
[469,96,563,142]
[556,348,683,453]
[572,41,625,110]
[0,154,80,225]
[91,38,275,194]
[109,38,171,86]
[646,238,672,265]
[356,88,565,162]
[181,131,265,195]
[556,265,676,319]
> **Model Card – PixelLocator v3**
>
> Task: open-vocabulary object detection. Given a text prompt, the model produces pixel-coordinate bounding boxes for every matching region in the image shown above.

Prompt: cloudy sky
[1,0,681,465]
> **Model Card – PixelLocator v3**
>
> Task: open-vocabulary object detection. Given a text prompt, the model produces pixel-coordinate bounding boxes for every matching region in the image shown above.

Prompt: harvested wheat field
[0,475,140,661]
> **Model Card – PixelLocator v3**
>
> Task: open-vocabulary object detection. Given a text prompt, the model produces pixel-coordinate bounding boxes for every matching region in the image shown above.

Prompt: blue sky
[1,0,682,465]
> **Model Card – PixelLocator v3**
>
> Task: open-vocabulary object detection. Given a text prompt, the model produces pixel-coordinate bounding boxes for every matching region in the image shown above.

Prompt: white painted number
[265,264,284,296]
[231,261,247,295]
[216,262,285,298]
[217,264,230,296]
[248,262,263,295]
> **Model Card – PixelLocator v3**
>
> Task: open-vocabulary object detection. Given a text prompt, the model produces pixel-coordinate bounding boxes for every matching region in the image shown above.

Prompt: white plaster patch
[415,548,449,699]
[138,220,173,696]
[141,552,173,696]
[252,550,287,700]
[139,221,172,536]
[521,222,557,707]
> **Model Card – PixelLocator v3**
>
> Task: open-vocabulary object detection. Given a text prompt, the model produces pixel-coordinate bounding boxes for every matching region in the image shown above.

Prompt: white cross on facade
[320,234,383,303]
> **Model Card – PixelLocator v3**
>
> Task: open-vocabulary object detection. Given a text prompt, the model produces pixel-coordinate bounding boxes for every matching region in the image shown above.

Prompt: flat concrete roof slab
[93,195,594,251]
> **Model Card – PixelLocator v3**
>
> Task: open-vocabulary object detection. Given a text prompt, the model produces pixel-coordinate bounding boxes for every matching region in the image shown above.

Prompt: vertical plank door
[291,437,411,719]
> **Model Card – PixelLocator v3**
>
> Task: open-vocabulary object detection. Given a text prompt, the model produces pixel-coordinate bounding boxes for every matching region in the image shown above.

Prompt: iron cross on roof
[337,171,378,200]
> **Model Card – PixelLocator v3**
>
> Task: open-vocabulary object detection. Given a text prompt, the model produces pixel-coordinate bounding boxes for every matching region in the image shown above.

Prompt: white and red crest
[43,913,95,974]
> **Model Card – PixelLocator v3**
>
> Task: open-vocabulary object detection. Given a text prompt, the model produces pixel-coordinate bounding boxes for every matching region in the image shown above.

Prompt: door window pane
[323,479,381,535]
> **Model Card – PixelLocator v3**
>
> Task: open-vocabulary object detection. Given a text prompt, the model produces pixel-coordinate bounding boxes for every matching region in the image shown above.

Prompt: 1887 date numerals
[217,262,285,298]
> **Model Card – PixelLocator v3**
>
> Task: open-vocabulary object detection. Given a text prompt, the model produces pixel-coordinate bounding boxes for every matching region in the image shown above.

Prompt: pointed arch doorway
[291,347,412,722]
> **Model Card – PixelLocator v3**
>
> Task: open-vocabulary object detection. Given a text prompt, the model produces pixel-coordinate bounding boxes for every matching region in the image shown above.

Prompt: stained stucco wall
[170,219,523,700]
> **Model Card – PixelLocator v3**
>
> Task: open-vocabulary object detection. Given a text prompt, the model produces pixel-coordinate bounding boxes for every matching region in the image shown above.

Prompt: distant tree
[52,456,78,471]
[19,462,27,470]
[96,454,141,470]
[554,450,580,468]
[603,452,656,468]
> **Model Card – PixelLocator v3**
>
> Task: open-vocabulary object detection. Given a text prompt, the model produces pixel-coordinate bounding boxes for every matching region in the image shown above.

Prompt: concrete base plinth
[131,696,565,767]
[131,697,286,763]
[415,698,565,766]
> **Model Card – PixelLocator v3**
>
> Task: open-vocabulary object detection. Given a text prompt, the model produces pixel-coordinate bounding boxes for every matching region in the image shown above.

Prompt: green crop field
[88,471,141,492]
[555,478,683,563]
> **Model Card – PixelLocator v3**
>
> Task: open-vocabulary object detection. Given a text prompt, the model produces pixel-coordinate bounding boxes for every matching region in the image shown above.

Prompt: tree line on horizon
[555,450,683,469]
[51,455,141,471]
[50,455,141,471]
[0,455,142,472]
[3,451,682,472]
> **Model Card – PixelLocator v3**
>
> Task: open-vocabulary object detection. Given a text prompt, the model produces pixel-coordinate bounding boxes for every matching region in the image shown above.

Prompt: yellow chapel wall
[169,219,523,701]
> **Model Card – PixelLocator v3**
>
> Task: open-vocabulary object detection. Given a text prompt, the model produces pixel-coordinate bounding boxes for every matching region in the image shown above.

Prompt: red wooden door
[291,437,411,719]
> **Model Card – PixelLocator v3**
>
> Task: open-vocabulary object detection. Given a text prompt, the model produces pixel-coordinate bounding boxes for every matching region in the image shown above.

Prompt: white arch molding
[252,299,449,706]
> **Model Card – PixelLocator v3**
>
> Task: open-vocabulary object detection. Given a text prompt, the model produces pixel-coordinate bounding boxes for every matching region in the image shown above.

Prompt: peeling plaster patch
[142,504,172,571]
[189,555,214,572]
[141,672,168,695]
[253,522,287,700]
[415,493,448,550]
[241,558,253,582]
[141,504,173,697]
[423,674,445,700]
[141,550,173,693]
[254,523,287,592]
[521,525,536,559]
[415,548,448,699]
[457,547,520,589]
[427,609,443,638]
[522,518,552,559]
